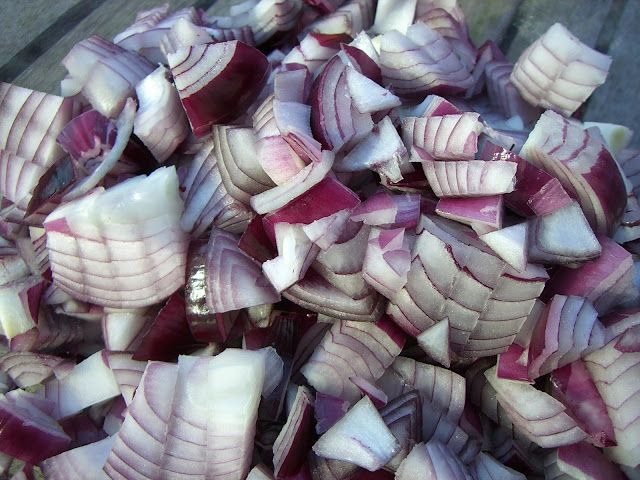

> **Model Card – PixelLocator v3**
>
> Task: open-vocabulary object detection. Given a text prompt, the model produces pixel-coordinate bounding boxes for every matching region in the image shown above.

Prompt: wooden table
[1,0,638,147]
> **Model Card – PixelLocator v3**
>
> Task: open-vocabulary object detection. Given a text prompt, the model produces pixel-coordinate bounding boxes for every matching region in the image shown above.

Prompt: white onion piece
[0,276,44,340]
[206,228,279,313]
[41,435,115,480]
[180,139,253,237]
[158,17,213,56]
[301,317,405,403]
[511,23,611,116]
[262,222,319,292]
[46,167,188,308]
[101,307,151,352]
[528,201,601,265]
[313,396,400,471]
[584,339,640,469]
[0,351,65,388]
[472,452,525,480]
[544,236,637,315]
[250,0,303,44]
[45,350,120,419]
[372,0,417,34]
[0,82,79,169]
[379,23,473,98]
[103,352,146,406]
[485,60,541,125]
[345,66,401,113]
[308,0,375,36]
[250,150,334,214]
[336,116,409,182]
[134,66,189,163]
[168,41,270,136]
[436,195,504,232]
[484,365,587,448]
[396,441,473,480]
[521,110,626,234]
[362,227,411,298]
[272,385,315,478]
[417,318,451,368]
[379,356,465,441]
[528,295,605,379]
[479,223,528,272]
[62,98,136,202]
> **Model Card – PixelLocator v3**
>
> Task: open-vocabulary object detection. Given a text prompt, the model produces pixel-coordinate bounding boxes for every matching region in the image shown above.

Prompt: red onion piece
[543,236,637,315]
[8,307,84,353]
[0,351,65,388]
[41,435,115,480]
[0,390,70,464]
[485,60,541,125]
[372,0,417,34]
[315,392,350,435]
[510,23,611,117]
[46,350,120,419]
[159,17,214,56]
[379,390,422,471]
[472,452,525,480]
[45,167,189,308]
[133,66,189,163]
[301,316,405,402]
[273,385,316,478]
[0,150,47,222]
[103,351,146,405]
[549,360,616,447]
[362,227,411,298]
[168,41,270,136]
[349,376,388,408]
[544,442,626,480]
[484,365,587,448]
[307,0,375,36]
[346,67,400,114]
[478,223,528,272]
[205,228,279,313]
[352,191,420,230]
[101,307,152,352]
[0,82,80,169]
[396,441,473,480]
[521,110,626,234]
[416,318,451,368]
[436,195,503,232]
[302,208,353,250]
[313,396,400,471]
[283,32,351,76]
[496,343,531,383]
[0,276,44,340]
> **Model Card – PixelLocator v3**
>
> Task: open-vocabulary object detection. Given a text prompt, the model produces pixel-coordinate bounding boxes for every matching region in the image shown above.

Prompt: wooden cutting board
[0,0,637,145]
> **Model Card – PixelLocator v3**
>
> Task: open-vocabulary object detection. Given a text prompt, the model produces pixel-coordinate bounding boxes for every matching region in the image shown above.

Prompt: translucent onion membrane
[307,0,375,36]
[133,66,190,163]
[105,349,266,480]
[549,360,616,447]
[396,441,472,480]
[521,111,627,235]
[584,336,640,469]
[351,190,420,229]
[61,36,154,118]
[379,390,422,471]
[484,365,587,448]
[543,236,637,315]
[401,112,483,161]
[0,390,70,463]
[543,442,626,480]
[378,22,473,98]
[41,435,116,480]
[168,41,270,136]
[301,317,405,403]
[283,32,351,76]
[527,295,605,379]
[0,351,66,388]
[313,396,399,471]
[510,23,611,117]
[113,4,201,63]
[44,167,189,308]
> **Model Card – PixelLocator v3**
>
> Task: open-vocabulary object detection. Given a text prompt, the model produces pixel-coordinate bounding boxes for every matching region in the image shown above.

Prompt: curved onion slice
[0,351,65,388]
[436,195,504,233]
[134,66,189,163]
[584,338,640,469]
[402,113,482,161]
[45,167,188,309]
[396,441,472,480]
[0,150,47,221]
[308,0,375,36]
[205,228,279,313]
[521,110,626,234]
[485,60,541,125]
[484,365,587,448]
[103,352,146,406]
[351,191,420,229]
[527,295,605,379]
[313,396,399,471]
[544,442,626,480]
[283,32,351,76]
[379,356,465,441]
[380,390,422,471]
[0,390,70,463]
[510,23,611,117]
[549,360,616,447]
[0,276,44,340]
[41,435,115,480]
[168,41,270,136]
[362,227,411,298]
[301,317,405,402]
[472,452,525,480]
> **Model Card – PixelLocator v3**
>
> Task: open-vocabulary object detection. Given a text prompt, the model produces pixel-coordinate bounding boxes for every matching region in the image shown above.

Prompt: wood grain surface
[0,0,638,146]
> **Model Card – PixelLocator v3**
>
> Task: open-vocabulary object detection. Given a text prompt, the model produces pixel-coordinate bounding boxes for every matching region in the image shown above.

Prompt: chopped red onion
[472,452,525,480]
[510,23,611,117]
[362,227,411,298]
[372,0,417,34]
[103,352,146,405]
[416,318,451,368]
[283,32,351,76]
[0,150,47,223]
[396,441,473,480]
[351,191,420,229]
[485,59,541,125]
[544,442,626,480]
[307,0,375,36]
[436,195,503,232]
[0,351,65,388]
[41,435,115,480]
[478,223,528,272]
[0,276,44,340]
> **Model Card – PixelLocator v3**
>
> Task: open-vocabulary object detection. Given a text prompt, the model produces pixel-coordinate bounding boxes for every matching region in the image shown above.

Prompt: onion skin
[168,41,270,136]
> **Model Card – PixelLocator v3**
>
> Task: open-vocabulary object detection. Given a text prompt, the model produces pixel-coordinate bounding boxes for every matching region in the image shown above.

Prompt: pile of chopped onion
[0,0,638,479]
